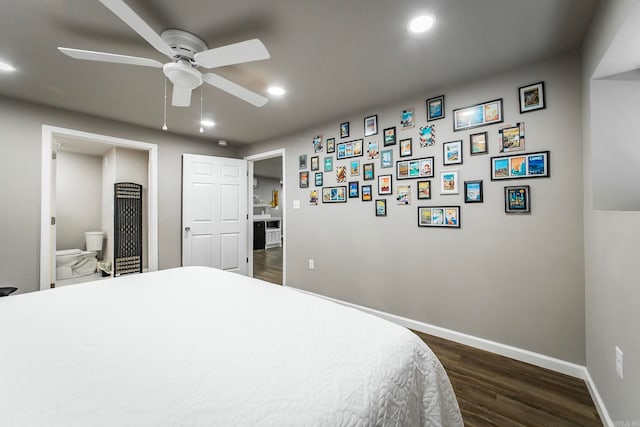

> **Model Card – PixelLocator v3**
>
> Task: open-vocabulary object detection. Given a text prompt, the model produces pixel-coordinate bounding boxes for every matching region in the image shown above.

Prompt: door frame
[244,149,286,286]
[40,125,159,291]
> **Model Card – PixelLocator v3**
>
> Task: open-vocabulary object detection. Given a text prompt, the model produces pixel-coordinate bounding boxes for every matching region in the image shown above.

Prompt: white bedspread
[0,267,462,426]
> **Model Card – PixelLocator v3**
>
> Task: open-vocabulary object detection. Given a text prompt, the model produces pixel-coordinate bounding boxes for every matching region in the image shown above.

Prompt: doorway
[40,126,158,291]
[245,149,286,286]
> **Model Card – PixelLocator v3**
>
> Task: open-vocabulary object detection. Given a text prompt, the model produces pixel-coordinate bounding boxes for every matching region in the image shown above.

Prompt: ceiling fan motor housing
[163,62,203,90]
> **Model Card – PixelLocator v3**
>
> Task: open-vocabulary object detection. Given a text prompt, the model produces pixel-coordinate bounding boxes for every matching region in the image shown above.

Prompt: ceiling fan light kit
[58,0,272,113]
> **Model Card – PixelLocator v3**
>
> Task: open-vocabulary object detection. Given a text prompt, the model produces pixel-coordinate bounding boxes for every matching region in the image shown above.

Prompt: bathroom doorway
[40,126,158,291]
[245,149,286,286]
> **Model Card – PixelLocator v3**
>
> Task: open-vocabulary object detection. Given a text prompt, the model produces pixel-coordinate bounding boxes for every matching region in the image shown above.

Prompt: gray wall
[253,175,282,210]
[56,151,102,250]
[582,0,640,422]
[241,53,586,364]
[0,95,236,294]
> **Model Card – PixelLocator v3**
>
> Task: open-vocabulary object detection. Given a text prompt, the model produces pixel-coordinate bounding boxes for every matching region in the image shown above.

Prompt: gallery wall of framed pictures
[294,79,552,224]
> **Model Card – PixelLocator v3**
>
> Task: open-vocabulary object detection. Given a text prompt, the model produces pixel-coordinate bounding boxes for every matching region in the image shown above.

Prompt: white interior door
[182,154,248,275]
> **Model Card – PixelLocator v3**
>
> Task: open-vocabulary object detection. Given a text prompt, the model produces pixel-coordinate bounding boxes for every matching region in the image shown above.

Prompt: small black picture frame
[340,121,350,138]
[464,180,483,203]
[518,81,546,113]
[299,171,309,188]
[426,95,445,121]
[505,185,530,213]
[364,114,378,136]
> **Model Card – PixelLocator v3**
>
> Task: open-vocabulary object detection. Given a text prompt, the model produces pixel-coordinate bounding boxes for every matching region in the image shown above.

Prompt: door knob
[185,227,191,231]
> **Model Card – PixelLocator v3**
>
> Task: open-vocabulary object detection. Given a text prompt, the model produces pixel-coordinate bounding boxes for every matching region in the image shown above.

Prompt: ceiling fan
[58,0,270,108]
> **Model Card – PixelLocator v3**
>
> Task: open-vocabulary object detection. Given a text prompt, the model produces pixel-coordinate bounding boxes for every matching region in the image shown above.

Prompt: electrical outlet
[308,259,314,270]
[615,346,624,380]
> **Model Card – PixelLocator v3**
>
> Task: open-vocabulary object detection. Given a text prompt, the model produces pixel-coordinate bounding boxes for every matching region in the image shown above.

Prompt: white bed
[1,267,462,426]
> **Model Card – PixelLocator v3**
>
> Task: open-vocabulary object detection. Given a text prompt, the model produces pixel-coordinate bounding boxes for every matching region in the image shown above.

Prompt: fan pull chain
[199,87,204,133]
[162,77,168,131]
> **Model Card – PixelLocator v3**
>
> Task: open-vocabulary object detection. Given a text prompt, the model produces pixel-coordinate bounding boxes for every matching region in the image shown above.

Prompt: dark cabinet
[253,221,265,250]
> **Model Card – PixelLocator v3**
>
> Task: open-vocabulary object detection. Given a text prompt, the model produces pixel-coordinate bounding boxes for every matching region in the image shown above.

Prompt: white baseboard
[584,370,614,427]
[291,288,617,426]
[292,287,585,377]
[292,287,617,424]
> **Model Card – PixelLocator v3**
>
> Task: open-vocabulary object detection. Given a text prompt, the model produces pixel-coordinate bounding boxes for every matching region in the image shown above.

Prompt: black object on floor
[0,287,17,297]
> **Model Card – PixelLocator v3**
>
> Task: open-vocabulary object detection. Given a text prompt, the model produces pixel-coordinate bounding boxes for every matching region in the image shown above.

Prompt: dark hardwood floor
[415,331,602,427]
[253,246,282,285]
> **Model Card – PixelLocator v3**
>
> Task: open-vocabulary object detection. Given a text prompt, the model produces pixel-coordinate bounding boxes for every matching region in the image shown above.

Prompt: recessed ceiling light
[218,140,228,147]
[0,61,16,72]
[200,119,215,127]
[267,86,286,96]
[408,15,435,34]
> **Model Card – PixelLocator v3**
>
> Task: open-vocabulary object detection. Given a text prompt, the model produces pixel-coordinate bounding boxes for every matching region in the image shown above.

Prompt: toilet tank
[85,231,104,251]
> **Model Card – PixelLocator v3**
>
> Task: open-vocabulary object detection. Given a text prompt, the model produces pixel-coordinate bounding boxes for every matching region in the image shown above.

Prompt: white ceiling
[0,0,599,146]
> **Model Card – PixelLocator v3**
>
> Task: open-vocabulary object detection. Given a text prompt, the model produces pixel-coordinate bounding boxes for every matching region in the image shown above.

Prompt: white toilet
[56,231,105,281]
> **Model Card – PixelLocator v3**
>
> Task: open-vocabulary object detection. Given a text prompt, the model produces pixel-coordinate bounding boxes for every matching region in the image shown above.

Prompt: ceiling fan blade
[203,73,268,107]
[194,39,270,69]
[58,47,163,68]
[98,0,174,58]
[172,85,192,107]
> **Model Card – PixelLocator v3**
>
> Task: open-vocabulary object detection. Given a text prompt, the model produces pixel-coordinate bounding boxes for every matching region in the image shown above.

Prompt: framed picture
[313,134,323,152]
[299,154,307,170]
[417,180,431,200]
[350,159,360,176]
[383,126,397,146]
[505,185,530,213]
[326,138,336,153]
[440,169,459,195]
[399,138,412,157]
[443,140,463,165]
[418,206,460,228]
[397,184,411,205]
[309,189,318,206]
[310,156,319,171]
[322,186,347,203]
[348,181,359,198]
[362,185,373,201]
[470,132,488,156]
[519,81,546,113]
[299,171,309,188]
[396,156,434,180]
[453,98,503,131]
[490,150,550,180]
[378,174,392,195]
[336,165,347,183]
[336,139,364,160]
[324,156,333,172]
[498,123,525,153]
[340,121,350,138]
[426,95,445,121]
[375,199,387,216]
[367,140,379,159]
[464,180,483,203]
[364,114,378,136]
[381,149,393,169]
[401,108,415,130]
[418,125,436,147]
[363,163,375,180]
[315,172,323,187]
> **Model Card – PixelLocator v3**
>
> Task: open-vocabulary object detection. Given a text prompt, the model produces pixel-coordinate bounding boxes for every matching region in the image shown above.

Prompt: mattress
[0,266,462,426]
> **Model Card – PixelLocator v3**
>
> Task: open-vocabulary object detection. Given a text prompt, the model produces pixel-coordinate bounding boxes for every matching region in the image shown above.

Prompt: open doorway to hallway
[250,154,284,285]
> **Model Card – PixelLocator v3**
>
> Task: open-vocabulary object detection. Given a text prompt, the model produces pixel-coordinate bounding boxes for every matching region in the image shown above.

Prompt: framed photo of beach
[453,98,503,131]
[490,151,550,180]
[426,95,445,121]
[396,156,434,180]
[418,206,460,228]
